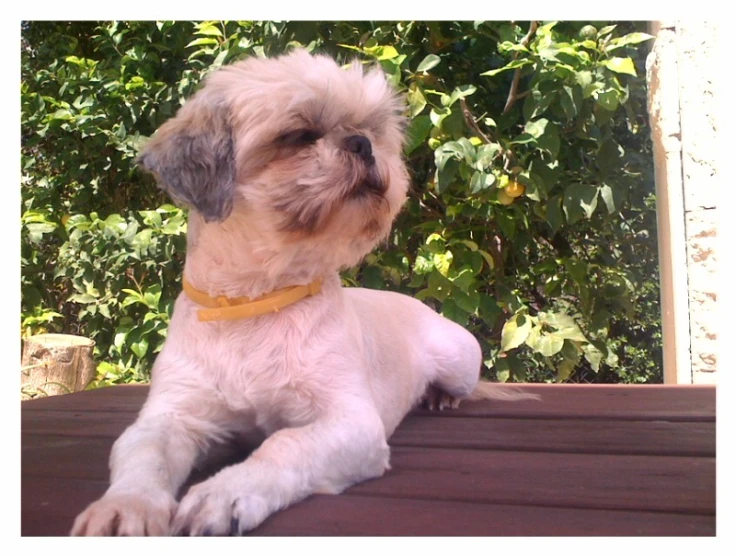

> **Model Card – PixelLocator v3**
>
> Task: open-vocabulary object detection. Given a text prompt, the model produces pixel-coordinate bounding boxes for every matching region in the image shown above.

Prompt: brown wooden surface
[21,383,716,536]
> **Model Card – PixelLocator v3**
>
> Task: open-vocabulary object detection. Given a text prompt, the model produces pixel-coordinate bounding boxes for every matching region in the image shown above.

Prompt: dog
[71,49,532,536]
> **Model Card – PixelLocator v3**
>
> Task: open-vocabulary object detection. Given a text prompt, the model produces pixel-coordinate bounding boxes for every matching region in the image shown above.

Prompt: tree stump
[21,334,96,399]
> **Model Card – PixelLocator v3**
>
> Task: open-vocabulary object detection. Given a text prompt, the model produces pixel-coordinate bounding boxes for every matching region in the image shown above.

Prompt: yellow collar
[182,277,323,322]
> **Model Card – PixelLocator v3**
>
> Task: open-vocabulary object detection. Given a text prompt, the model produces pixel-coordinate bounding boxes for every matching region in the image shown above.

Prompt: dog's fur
[71,50,527,536]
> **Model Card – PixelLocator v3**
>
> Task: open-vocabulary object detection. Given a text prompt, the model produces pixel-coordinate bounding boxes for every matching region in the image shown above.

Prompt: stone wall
[646,22,718,384]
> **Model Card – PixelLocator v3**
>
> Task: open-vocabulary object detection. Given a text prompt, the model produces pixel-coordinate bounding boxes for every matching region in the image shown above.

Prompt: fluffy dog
[71,49,528,536]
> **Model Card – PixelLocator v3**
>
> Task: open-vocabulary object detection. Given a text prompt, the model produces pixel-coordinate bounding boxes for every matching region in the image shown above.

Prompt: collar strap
[182,278,323,322]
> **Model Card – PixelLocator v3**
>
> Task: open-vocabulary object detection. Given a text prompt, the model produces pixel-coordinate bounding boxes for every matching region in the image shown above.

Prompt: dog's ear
[137,99,235,223]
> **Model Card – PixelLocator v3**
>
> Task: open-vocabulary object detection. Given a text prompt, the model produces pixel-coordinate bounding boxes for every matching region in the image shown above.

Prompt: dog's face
[139,50,409,271]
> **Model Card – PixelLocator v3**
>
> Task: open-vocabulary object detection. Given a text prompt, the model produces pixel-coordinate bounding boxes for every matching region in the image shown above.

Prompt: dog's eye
[278,129,322,147]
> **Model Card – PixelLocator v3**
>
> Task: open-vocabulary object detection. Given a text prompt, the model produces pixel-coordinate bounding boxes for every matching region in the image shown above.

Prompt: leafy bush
[21,21,662,386]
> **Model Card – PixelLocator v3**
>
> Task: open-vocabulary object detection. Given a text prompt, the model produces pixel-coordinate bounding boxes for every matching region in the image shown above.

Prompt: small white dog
[72,50,528,536]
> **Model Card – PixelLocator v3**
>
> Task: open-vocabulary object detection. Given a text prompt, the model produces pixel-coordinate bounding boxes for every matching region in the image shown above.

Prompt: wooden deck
[21,383,716,536]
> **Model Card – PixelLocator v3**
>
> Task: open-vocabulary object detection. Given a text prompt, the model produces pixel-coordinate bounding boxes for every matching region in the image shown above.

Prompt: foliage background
[21,21,662,390]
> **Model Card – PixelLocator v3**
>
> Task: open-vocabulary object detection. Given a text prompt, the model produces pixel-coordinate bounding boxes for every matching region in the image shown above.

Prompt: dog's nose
[344,135,374,164]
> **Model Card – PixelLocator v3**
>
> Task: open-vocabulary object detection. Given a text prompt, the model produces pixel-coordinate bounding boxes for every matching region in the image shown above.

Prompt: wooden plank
[347,447,715,515]
[415,384,716,421]
[22,410,136,438]
[22,477,108,537]
[24,410,715,457]
[391,415,715,457]
[22,435,254,487]
[22,434,715,515]
[20,384,717,537]
[23,435,114,482]
[21,384,148,412]
[251,494,715,537]
[21,477,714,537]
[21,383,716,421]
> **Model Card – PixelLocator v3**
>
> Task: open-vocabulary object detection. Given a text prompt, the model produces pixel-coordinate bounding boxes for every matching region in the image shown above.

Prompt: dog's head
[139,49,409,271]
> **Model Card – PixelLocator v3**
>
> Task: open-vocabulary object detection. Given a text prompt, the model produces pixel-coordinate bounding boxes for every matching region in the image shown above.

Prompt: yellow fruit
[497,189,515,205]
[61,214,71,226]
[505,180,525,198]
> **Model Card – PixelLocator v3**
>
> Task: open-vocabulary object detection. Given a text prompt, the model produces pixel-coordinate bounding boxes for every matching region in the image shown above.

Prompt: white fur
[71,50,512,537]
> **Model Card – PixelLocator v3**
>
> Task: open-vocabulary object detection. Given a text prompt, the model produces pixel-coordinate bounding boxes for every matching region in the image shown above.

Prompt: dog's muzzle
[342,135,387,197]
[344,135,375,166]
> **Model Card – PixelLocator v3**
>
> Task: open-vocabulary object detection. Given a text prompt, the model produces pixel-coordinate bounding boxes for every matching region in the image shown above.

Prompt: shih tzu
[71,49,532,536]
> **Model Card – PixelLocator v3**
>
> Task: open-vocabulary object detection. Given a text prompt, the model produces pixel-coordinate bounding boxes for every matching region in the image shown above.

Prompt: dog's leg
[422,315,483,408]
[172,404,389,536]
[70,413,206,536]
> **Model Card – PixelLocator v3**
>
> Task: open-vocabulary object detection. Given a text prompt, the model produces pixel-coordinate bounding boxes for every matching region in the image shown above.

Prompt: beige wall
[646,21,718,384]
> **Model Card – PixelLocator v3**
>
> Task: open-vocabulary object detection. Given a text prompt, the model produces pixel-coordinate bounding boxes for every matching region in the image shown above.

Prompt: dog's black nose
[344,135,374,164]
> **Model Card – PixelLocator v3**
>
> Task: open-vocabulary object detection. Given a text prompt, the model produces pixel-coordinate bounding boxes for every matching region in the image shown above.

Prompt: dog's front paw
[71,491,177,536]
[421,384,462,411]
[172,476,271,536]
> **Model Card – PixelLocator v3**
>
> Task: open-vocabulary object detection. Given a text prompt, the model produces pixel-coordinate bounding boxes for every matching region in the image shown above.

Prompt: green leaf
[427,270,453,301]
[479,294,502,329]
[131,229,153,251]
[446,85,477,107]
[433,251,454,276]
[599,184,616,214]
[559,86,582,120]
[69,293,97,304]
[526,330,565,357]
[556,355,577,381]
[606,32,654,51]
[478,249,495,271]
[501,314,533,352]
[430,106,451,129]
[563,184,599,223]
[583,343,603,372]
[130,336,149,359]
[524,118,549,139]
[598,25,618,38]
[539,312,588,342]
[545,196,564,234]
[470,171,496,194]
[404,115,432,156]
[365,44,399,60]
[535,122,560,159]
[480,58,532,76]
[495,361,510,383]
[195,23,224,37]
[435,158,458,193]
[143,285,162,309]
[474,143,502,170]
[104,214,127,233]
[412,254,433,275]
[186,37,219,48]
[440,297,469,325]
[601,57,637,77]
[453,287,480,314]
[525,89,556,120]
[407,84,427,118]
[417,54,441,72]
[595,88,620,112]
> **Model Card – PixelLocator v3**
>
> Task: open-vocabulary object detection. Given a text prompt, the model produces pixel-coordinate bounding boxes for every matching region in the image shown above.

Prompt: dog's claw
[421,385,462,411]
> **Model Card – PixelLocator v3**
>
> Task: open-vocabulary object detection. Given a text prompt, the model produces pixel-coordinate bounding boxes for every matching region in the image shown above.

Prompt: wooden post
[21,334,96,399]
[646,22,692,384]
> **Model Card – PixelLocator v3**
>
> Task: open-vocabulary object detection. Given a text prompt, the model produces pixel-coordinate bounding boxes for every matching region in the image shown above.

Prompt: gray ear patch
[138,105,236,223]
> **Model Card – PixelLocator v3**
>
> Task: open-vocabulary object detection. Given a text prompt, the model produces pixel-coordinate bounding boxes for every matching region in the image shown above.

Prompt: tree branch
[502,21,539,115]
[460,98,494,144]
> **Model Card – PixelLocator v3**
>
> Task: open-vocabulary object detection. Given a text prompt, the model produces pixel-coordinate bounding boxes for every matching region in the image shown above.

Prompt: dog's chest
[198,319,342,433]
